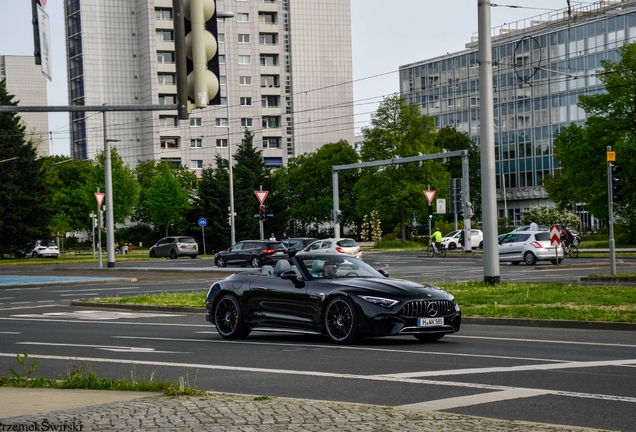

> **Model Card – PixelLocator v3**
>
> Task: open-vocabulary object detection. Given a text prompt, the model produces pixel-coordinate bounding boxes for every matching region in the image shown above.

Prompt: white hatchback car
[498,230,565,265]
[296,238,363,260]
[440,229,484,250]
[32,241,60,258]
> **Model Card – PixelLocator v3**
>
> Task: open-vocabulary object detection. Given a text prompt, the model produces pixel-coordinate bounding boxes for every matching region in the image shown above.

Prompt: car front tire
[149,250,156,258]
[214,295,250,339]
[448,242,456,250]
[251,257,260,268]
[170,249,178,259]
[324,296,358,344]
[524,252,537,265]
[216,257,226,267]
[479,241,484,250]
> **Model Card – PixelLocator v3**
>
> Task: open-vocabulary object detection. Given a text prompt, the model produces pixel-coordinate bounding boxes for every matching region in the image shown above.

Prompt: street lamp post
[218,11,236,246]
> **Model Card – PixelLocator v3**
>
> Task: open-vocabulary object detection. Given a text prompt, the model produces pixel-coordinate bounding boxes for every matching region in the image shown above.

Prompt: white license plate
[275,251,284,255]
[417,318,444,327]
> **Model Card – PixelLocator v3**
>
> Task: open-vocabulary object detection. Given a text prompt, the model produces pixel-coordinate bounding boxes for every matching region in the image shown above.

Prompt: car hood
[320,277,450,298]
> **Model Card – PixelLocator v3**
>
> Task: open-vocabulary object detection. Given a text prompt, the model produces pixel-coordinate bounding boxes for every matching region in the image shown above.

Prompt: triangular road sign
[94,192,105,207]
[255,190,269,204]
[423,190,436,204]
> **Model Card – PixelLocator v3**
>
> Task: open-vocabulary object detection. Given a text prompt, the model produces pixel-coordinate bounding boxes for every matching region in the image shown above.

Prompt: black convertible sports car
[205,253,461,344]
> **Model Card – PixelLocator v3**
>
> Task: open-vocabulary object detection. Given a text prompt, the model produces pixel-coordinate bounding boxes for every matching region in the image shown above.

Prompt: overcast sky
[1,0,569,156]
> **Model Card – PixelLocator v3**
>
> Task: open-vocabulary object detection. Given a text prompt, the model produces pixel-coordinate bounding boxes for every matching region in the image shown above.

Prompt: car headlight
[357,295,399,308]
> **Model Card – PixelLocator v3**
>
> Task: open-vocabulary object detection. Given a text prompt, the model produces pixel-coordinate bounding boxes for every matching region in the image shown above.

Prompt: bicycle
[426,243,446,258]
[562,242,579,258]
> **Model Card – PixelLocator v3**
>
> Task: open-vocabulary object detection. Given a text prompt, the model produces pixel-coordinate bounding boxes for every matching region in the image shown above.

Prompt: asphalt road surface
[1,253,635,430]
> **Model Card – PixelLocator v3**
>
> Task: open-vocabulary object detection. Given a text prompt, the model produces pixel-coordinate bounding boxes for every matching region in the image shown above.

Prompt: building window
[220,97,227,105]
[155,8,173,20]
[239,55,251,65]
[156,30,174,42]
[258,12,277,24]
[218,33,225,43]
[159,116,178,128]
[239,76,251,85]
[219,76,226,85]
[238,34,250,43]
[157,51,175,64]
[263,137,281,148]
[160,136,179,148]
[158,73,176,85]
[219,55,225,64]
[190,118,202,127]
[260,54,278,66]
[261,75,279,87]
[216,118,228,126]
[259,33,278,45]
[240,97,252,106]
[262,116,280,128]
[190,139,202,148]
[159,94,176,105]
[191,160,203,169]
[262,96,279,107]
[216,139,228,147]
[241,118,253,127]
[237,13,249,22]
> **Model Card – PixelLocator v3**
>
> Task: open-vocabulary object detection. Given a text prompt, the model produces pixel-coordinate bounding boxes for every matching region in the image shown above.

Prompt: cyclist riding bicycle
[561,224,573,249]
[431,228,443,254]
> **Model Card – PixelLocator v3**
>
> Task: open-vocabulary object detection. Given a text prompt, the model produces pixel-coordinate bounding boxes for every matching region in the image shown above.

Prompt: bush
[374,239,424,249]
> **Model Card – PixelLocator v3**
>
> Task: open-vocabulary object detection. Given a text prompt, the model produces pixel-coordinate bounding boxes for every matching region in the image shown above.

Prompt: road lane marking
[0,297,15,300]
[36,300,56,303]
[9,301,32,305]
[59,293,99,296]
[379,358,636,378]
[0,305,64,312]
[11,311,184,320]
[0,331,20,334]
[0,352,634,404]
[50,287,142,293]
[450,334,636,349]
[396,389,551,411]
[0,316,209,327]
[15,342,186,354]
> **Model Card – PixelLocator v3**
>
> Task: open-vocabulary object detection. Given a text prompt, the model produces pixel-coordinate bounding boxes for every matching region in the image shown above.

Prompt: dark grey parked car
[149,236,199,259]
[282,237,317,258]
[215,240,288,268]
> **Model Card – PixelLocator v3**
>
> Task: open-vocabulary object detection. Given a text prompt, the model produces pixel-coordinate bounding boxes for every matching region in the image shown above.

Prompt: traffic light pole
[607,146,616,276]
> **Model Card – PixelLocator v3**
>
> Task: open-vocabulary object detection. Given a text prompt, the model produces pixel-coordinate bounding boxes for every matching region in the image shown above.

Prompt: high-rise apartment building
[0,55,50,157]
[400,0,636,227]
[64,0,354,169]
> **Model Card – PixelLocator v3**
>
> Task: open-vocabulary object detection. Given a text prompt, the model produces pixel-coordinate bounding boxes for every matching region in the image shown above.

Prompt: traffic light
[336,209,342,223]
[611,165,623,203]
[184,0,221,108]
[428,204,433,219]
[259,205,265,219]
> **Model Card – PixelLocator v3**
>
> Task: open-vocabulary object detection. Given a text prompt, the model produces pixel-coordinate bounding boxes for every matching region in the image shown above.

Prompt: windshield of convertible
[299,256,384,280]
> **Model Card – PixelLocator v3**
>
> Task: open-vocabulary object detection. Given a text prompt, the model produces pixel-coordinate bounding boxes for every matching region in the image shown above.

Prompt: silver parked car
[498,230,565,265]
[296,238,363,260]
[149,236,199,259]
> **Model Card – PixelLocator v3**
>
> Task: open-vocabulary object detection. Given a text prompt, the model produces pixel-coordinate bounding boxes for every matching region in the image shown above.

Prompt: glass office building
[399,0,636,227]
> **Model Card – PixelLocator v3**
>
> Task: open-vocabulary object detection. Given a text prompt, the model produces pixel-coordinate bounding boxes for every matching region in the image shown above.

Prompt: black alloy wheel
[448,243,456,250]
[214,295,250,339]
[251,257,260,268]
[216,257,226,267]
[324,296,358,344]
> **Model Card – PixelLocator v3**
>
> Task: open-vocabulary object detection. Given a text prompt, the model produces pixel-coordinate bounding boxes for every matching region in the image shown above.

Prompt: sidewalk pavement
[0,387,603,431]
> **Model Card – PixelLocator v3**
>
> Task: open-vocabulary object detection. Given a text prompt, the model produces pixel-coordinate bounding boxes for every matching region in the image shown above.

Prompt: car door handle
[255,286,268,291]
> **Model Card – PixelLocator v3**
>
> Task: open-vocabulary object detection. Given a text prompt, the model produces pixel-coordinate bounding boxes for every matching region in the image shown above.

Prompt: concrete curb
[70,301,636,331]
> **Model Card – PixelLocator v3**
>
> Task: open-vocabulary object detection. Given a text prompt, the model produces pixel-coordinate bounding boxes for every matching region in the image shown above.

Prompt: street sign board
[550,226,561,247]
[94,192,105,207]
[255,190,269,204]
[607,151,616,162]
[424,190,436,203]
[198,218,207,227]
[436,198,446,214]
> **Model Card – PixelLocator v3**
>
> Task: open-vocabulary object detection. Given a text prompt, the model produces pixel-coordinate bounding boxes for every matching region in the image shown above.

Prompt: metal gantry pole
[607,146,616,276]
[332,169,340,238]
[103,109,116,268]
[478,0,500,284]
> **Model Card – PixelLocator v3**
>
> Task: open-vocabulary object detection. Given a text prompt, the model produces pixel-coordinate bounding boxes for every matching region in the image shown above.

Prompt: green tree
[356,95,445,241]
[193,156,231,252]
[90,147,140,224]
[0,80,52,257]
[275,140,359,236]
[144,163,190,236]
[434,126,481,217]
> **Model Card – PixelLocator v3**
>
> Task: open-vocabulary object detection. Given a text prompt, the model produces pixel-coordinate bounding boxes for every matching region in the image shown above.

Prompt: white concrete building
[0,55,50,157]
[64,0,354,169]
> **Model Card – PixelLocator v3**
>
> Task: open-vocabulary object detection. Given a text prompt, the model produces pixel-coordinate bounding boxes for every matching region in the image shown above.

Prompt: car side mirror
[377,269,389,278]
[280,270,298,280]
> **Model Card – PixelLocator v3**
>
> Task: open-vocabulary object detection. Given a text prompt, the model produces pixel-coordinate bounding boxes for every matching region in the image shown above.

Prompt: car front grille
[400,300,454,318]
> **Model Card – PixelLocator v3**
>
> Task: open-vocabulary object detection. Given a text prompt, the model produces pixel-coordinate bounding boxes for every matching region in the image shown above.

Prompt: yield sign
[94,192,105,207]
[423,190,436,204]
[550,226,561,247]
[254,190,269,204]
